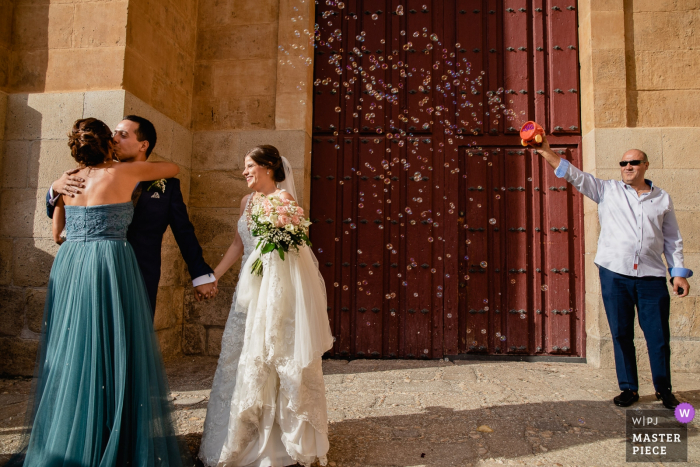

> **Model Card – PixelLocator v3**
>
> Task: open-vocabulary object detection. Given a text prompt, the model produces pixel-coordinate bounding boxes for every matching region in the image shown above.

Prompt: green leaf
[261,243,275,254]
[278,248,285,260]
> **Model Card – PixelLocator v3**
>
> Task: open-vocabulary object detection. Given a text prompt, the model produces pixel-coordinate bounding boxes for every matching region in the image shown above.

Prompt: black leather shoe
[656,391,680,410]
[614,389,639,407]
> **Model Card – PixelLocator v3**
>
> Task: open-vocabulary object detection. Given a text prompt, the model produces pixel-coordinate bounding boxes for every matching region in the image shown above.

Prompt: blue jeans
[599,266,672,393]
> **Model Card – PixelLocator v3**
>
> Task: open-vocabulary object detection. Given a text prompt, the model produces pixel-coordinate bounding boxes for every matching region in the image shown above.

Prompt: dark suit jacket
[46,178,213,313]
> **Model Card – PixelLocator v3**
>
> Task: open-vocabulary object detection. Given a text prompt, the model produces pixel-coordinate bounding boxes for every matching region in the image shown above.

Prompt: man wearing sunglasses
[533,136,692,411]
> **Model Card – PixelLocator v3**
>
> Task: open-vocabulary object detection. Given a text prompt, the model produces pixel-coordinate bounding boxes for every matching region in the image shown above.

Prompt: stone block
[169,0,198,27]
[275,53,313,96]
[12,4,73,50]
[12,237,58,287]
[584,254,601,297]
[73,1,127,48]
[679,253,700,297]
[28,139,76,189]
[202,247,239,286]
[171,123,193,169]
[0,90,7,141]
[0,336,39,376]
[206,326,223,356]
[8,49,49,93]
[662,127,700,169]
[584,292,607,339]
[590,0,623,10]
[637,90,700,128]
[45,47,126,92]
[0,189,38,237]
[675,211,700,253]
[157,327,182,360]
[1,140,30,188]
[25,287,46,334]
[633,11,697,52]
[182,323,205,354]
[591,128,663,169]
[632,0,697,11]
[184,285,232,327]
[0,287,24,337]
[172,286,184,324]
[591,49,626,89]
[149,74,190,129]
[175,165,191,204]
[593,88,627,128]
[196,24,278,61]
[643,168,700,211]
[274,92,312,133]
[0,0,12,51]
[589,11,625,50]
[211,59,277,99]
[192,130,240,171]
[670,339,700,372]
[669,297,699,338]
[6,92,84,141]
[0,239,12,285]
[636,50,700,91]
[197,0,278,29]
[82,90,127,130]
[122,48,155,108]
[189,207,238,247]
[189,170,249,208]
[192,95,276,131]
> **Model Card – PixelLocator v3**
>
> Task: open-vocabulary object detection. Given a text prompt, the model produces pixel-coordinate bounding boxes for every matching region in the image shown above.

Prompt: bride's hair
[67,118,113,167]
[246,145,286,182]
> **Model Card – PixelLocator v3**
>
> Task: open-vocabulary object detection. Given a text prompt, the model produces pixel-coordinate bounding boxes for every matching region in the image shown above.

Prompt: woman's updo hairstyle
[67,118,113,167]
[247,145,286,183]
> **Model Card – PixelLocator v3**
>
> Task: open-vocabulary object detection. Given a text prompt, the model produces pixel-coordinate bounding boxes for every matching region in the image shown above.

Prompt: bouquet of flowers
[249,194,312,276]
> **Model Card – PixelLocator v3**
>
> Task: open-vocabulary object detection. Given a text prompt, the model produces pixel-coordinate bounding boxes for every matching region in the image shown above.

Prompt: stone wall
[579,0,700,371]
[0,90,193,375]
[182,0,315,356]
[124,0,198,128]
[0,0,12,91]
[6,0,126,93]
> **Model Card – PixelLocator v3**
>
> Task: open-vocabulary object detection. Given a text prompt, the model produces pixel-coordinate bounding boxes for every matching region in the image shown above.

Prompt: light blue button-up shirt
[555,159,692,279]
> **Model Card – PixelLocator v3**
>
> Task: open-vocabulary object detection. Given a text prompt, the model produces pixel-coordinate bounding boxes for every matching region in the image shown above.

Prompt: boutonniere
[147,179,167,193]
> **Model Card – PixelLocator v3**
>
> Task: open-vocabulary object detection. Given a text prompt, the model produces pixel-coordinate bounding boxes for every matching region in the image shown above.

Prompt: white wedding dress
[199,186,333,467]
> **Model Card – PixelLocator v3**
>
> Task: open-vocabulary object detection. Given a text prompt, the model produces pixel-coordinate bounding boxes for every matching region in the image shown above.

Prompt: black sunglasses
[619,160,645,167]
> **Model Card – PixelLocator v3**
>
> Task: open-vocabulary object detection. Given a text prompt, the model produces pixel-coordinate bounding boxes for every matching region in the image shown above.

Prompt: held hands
[672,277,690,298]
[194,280,219,302]
[53,168,86,197]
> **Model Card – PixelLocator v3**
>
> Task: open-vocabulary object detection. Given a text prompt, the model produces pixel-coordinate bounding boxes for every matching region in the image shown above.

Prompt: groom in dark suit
[47,115,217,314]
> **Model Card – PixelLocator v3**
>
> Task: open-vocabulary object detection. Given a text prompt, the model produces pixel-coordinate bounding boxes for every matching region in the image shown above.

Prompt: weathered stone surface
[196,24,277,62]
[590,127,663,169]
[0,189,39,238]
[662,127,700,169]
[159,244,185,287]
[182,323,206,354]
[593,88,627,128]
[670,339,700,372]
[192,95,276,132]
[590,11,625,50]
[0,287,24,337]
[591,49,626,89]
[12,238,58,287]
[5,92,84,141]
[189,170,249,208]
[669,296,699,337]
[0,336,38,375]
[211,60,277,99]
[238,129,308,170]
[633,11,699,52]
[636,50,700,91]
[206,326,223,356]
[45,47,125,92]
[189,207,238,248]
[197,0,278,29]
[25,288,46,334]
[124,91,175,158]
[675,210,700,253]
[0,239,12,286]
[637,90,700,127]
[1,141,30,189]
[191,131,240,171]
[154,286,174,331]
[73,1,127,48]
[157,327,182,360]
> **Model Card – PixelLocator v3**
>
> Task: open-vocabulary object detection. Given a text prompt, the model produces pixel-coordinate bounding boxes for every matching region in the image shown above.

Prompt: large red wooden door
[310,0,584,358]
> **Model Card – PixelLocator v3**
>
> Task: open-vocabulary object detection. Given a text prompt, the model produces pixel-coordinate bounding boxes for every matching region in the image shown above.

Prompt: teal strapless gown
[20,202,192,467]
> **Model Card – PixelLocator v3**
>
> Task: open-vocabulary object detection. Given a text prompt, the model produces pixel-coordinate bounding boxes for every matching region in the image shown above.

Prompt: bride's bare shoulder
[278,190,296,203]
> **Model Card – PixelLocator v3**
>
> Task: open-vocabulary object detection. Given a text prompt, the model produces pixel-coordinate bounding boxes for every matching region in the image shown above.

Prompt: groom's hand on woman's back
[53,168,86,197]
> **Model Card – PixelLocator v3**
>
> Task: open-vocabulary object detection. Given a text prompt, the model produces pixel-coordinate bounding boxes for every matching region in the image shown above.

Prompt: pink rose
[291,215,300,225]
[277,214,291,227]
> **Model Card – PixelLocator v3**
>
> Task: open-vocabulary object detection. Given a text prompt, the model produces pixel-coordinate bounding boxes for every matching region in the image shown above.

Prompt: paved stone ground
[1,357,698,466]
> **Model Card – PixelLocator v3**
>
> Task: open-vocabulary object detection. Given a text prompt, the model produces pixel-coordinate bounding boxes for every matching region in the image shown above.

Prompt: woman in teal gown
[10,118,193,467]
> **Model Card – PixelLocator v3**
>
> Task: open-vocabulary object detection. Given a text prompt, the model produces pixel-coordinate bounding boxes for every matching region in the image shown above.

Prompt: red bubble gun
[520,121,544,147]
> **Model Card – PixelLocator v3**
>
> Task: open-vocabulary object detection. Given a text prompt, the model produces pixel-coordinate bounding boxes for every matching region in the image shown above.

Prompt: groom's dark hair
[123,115,157,158]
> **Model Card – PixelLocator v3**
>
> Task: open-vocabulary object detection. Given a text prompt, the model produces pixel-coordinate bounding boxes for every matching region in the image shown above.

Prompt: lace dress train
[199,195,333,467]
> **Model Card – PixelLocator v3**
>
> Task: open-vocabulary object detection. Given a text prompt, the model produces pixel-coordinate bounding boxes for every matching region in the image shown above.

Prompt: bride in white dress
[199,145,333,467]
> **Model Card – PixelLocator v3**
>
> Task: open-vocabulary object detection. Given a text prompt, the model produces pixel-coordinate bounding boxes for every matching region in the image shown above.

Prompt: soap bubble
[541,285,548,291]
[489,218,497,225]
[480,261,487,268]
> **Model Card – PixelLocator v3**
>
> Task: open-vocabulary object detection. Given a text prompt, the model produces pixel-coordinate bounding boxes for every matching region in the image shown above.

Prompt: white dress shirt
[555,159,692,279]
[49,186,215,286]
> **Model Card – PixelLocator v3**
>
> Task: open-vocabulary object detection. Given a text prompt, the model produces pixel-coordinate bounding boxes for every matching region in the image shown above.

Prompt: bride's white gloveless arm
[214,195,248,279]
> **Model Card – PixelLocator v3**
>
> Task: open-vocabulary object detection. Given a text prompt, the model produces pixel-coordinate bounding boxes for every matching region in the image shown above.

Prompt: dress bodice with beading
[64,202,134,242]
[237,196,256,269]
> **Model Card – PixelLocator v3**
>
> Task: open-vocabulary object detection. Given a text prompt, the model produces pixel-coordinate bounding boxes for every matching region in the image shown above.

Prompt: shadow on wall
[6,2,49,93]
[0,95,59,376]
